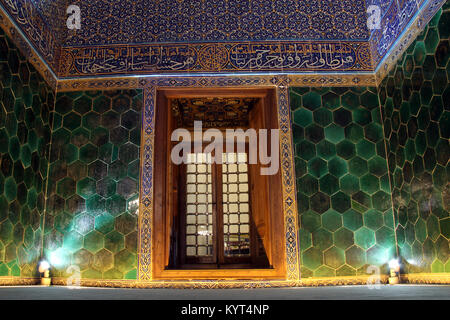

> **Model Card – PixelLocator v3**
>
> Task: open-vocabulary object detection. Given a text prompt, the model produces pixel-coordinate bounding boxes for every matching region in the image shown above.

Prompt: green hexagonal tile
[322,92,340,109]
[93,96,111,113]
[82,111,101,130]
[115,249,136,273]
[366,244,394,266]
[336,140,355,160]
[95,212,115,235]
[63,112,81,131]
[302,92,321,111]
[360,91,379,109]
[301,247,323,270]
[0,220,13,244]
[56,177,76,199]
[413,41,426,65]
[319,174,339,195]
[324,246,345,269]
[334,227,354,250]
[71,127,90,148]
[79,143,98,164]
[115,213,137,235]
[360,174,380,195]
[324,124,345,143]
[63,230,84,253]
[341,91,359,110]
[105,230,125,253]
[316,140,336,160]
[328,157,348,178]
[93,248,113,272]
[425,28,440,53]
[348,156,368,177]
[331,191,351,213]
[372,191,392,212]
[414,218,427,244]
[312,228,333,251]
[340,174,360,195]
[313,108,333,127]
[309,192,330,214]
[355,227,376,250]
[322,209,342,232]
[4,177,17,202]
[293,108,313,127]
[364,209,384,231]
[105,194,127,217]
[298,174,318,196]
[376,226,396,249]
[84,230,104,254]
[73,248,93,271]
[73,213,95,236]
[308,157,328,178]
[55,96,73,115]
[301,210,321,233]
[77,177,96,199]
[356,140,375,160]
[54,212,73,234]
[345,245,366,269]
[61,143,78,164]
[96,177,116,198]
[103,268,123,279]
[440,218,449,239]
[74,96,92,115]
[297,140,316,160]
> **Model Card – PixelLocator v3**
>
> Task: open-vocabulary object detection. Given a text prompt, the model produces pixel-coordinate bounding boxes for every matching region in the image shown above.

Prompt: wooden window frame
[152,87,286,280]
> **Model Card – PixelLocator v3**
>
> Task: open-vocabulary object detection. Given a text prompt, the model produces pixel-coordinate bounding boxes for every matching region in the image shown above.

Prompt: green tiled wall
[378,7,449,274]
[1,6,448,282]
[0,29,54,277]
[43,89,142,280]
[291,87,397,277]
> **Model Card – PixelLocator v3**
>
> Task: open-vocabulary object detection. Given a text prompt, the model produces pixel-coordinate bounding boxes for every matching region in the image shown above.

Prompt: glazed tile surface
[378,6,449,274]
[0,28,53,277]
[43,89,142,280]
[291,86,397,277]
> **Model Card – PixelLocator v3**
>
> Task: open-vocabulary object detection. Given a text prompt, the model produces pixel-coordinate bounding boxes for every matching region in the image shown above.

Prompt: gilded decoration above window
[172,97,257,128]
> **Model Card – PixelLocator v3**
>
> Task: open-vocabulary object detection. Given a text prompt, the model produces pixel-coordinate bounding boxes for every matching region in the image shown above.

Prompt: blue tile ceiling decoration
[63,0,370,45]
[0,0,446,78]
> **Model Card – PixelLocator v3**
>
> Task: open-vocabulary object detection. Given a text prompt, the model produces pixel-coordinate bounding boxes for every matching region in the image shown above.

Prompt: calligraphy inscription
[62,41,369,77]
[2,0,56,63]
[371,0,421,63]
[229,43,356,70]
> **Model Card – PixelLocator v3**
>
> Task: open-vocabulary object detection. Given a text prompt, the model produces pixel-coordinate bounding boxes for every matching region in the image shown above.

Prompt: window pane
[185,153,214,257]
[222,152,251,257]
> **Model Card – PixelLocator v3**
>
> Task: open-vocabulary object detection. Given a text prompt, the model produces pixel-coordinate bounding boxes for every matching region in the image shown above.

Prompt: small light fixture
[38,260,51,286]
[388,259,401,285]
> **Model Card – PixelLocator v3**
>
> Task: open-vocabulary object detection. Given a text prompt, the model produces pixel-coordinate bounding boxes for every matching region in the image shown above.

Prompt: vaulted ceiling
[0,0,445,82]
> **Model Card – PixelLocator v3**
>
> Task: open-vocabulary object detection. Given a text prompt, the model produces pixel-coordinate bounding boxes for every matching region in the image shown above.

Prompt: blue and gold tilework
[0,0,447,79]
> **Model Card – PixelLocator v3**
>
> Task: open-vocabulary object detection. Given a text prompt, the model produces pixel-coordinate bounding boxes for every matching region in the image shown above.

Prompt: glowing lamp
[38,260,51,286]
[388,259,401,285]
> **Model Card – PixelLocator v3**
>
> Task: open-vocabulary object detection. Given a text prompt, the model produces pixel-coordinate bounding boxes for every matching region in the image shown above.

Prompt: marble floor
[0,284,448,300]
